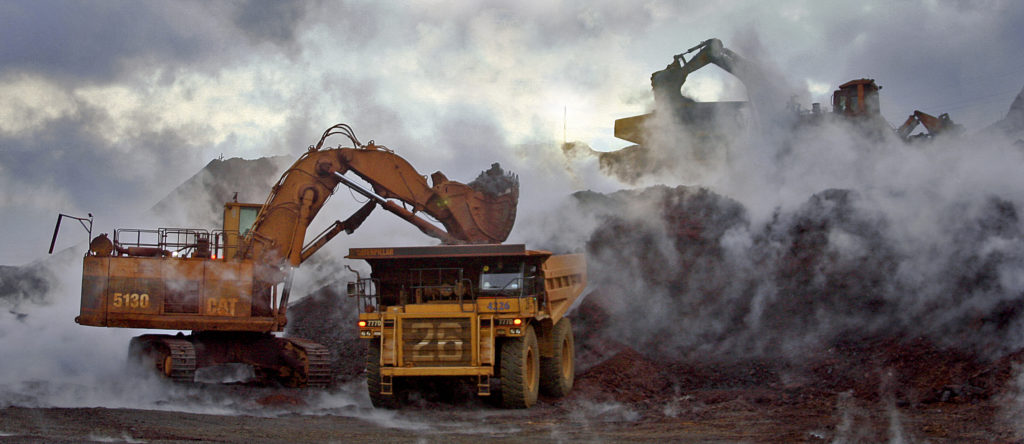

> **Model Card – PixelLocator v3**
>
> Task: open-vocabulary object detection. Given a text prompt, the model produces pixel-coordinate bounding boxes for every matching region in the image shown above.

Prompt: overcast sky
[2,0,1023,265]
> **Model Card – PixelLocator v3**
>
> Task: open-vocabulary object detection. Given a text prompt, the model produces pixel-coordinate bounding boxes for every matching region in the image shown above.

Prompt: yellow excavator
[614,38,751,145]
[60,123,519,387]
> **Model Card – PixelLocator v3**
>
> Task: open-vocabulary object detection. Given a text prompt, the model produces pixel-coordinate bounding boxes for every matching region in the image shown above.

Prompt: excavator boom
[242,124,519,276]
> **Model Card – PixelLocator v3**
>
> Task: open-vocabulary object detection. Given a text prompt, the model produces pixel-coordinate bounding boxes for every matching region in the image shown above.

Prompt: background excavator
[614,38,960,147]
[614,38,752,145]
[61,123,519,387]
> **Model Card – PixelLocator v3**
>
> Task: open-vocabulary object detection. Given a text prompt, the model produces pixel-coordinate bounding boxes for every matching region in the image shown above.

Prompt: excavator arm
[616,38,751,144]
[896,110,963,141]
[240,124,519,275]
[651,38,747,107]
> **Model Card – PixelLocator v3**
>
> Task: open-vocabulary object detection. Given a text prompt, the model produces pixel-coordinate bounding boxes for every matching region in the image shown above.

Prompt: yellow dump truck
[348,244,587,408]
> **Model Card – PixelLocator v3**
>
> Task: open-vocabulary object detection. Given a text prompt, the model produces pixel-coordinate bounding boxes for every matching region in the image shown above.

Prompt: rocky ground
[0,326,1020,443]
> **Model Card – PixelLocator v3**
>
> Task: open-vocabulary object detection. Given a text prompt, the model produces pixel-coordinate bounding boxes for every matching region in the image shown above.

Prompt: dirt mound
[149,156,291,227]
[0,264,53,308]
[284,283,365,384]
[568,183,1024,412]
[807,336,1024,405]
[573,289,1024,410]
[570,346,678,405]
[992,84,1024,140]
[578,185,1024,359]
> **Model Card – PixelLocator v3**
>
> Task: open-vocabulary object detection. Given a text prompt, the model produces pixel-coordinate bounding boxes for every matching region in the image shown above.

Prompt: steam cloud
[559,37,1024,367]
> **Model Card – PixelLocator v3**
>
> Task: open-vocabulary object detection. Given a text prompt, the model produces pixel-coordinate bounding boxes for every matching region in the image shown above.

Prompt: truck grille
[401,317,472,367]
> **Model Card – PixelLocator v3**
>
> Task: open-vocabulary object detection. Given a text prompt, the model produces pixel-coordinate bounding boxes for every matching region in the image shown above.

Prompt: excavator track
[160,337,197,383]
[130,335,197,383]
[286,338,332,388]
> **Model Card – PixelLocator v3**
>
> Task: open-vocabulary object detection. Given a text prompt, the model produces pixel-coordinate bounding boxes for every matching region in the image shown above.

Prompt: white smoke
[566,29,1024,363]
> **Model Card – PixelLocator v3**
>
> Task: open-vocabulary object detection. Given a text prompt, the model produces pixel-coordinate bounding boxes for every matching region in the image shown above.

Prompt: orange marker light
[358,320,367,327]
[513,318,522,326]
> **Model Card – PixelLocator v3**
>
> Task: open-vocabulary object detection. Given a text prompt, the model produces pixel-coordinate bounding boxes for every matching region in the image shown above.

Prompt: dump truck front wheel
[540,317,574,397]
[366,339,401,409]
[500,324,540,408]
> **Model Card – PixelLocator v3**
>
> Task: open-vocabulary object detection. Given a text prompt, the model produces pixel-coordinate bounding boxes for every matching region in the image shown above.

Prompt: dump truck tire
[366,339,400,409]
[540,318,574,397]
[500,324,539,408]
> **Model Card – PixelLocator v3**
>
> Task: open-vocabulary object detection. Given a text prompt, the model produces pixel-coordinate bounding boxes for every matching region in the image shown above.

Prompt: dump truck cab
[348,244,586,408]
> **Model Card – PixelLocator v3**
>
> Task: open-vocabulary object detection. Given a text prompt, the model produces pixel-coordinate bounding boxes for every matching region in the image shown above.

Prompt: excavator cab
[222,201,262,260]
[832,79,881,118]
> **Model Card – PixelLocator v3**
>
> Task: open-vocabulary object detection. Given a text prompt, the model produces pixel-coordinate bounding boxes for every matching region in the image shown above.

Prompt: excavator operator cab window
[863,89,880,116]
[238,206,259,238]
[480,261,524,296]
[834,94,857,115]
[833,85,862,116]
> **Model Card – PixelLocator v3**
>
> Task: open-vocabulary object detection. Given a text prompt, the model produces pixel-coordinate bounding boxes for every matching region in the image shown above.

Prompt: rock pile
[284,283,365,384]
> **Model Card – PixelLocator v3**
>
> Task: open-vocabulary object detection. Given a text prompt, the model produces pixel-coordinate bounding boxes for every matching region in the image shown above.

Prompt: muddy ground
[0,374,1017,443]
[2,305,1024,444]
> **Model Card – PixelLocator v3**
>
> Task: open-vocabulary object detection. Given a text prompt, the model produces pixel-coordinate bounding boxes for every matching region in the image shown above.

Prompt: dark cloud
[0,0,321,85]
[470,1,659,46]
[0,1,207,83]
[0,114,198,211]
[231,0,314,48]
[816,1,1024,127]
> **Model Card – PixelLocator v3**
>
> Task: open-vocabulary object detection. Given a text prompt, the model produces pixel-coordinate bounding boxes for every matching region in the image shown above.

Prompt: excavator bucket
[464,163,519,242]
[614,102,746,145]
[614,114,653,145]
[330,147,519,245]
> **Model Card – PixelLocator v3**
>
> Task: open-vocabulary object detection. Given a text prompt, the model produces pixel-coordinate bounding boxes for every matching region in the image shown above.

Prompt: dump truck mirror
[347,281,358,297]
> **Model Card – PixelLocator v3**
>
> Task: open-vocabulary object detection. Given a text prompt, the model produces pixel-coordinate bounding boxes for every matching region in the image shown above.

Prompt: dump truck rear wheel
[500,324,539,408]
[366,339,401,409]
[540,318,574,397]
